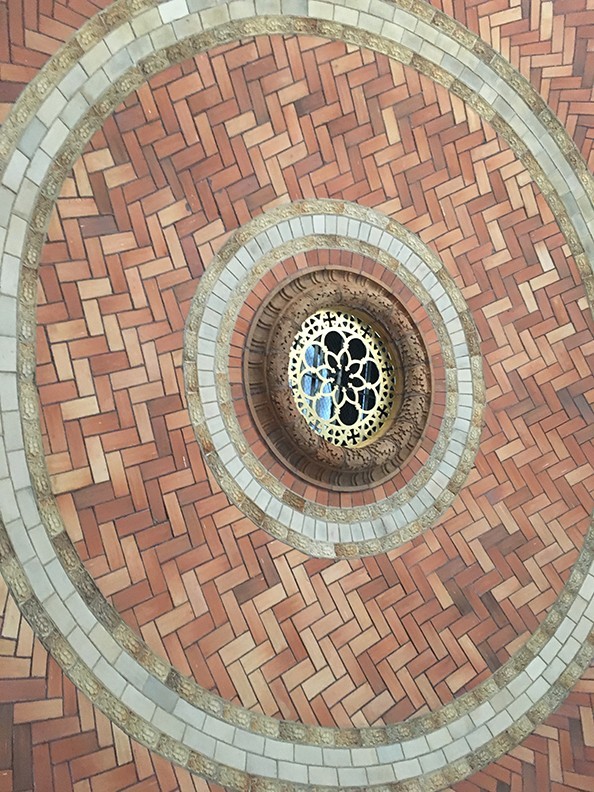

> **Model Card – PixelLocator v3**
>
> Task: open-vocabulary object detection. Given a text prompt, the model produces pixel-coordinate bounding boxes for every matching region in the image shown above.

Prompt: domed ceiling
[0,1,593,790]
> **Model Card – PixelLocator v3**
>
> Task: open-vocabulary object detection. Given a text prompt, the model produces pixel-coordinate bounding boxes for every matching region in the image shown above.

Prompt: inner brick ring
[244,266,432,490]
[185,201,484,556]
[5,2,594,788]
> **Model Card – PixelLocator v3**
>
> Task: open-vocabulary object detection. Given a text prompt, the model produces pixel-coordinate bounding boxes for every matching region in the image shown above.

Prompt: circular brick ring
[184,200,484,557]
[244,262,434,493]
[0,1,593,790]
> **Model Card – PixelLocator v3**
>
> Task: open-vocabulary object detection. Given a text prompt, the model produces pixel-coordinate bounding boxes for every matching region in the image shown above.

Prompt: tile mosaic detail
[184,200,484,557]
[0,0,593,789]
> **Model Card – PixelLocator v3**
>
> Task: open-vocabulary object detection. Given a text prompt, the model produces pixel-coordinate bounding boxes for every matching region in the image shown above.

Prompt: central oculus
[288,308,396,447]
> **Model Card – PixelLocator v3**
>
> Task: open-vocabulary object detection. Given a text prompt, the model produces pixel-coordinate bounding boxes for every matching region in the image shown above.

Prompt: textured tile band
[184,199,484,557]
[0,0,593,790]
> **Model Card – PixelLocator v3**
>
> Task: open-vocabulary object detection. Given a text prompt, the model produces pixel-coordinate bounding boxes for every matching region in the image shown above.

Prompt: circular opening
[241,264,433,491]
[288,309,396,447]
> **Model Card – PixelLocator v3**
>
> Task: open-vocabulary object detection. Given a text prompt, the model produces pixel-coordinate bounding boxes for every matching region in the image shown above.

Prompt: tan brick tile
[0,12,580,774]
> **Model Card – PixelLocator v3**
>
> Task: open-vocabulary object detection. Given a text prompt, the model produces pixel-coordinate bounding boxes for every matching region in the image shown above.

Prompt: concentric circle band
[243,262,432,492]
[0,1,593,790]
[184,200,484,557]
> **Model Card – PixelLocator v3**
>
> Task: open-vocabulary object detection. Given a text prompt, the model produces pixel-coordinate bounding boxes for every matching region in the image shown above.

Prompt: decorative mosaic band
[241,258,437,495]
[184,200,484,557]
[0,0,593,790]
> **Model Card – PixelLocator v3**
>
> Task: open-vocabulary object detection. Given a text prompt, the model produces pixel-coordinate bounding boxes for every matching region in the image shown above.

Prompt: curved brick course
[184,200,483,557]
[0,1,593,790]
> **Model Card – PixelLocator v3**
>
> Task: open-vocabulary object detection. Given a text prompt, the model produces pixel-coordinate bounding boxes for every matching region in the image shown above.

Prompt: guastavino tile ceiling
[0,1,593,790]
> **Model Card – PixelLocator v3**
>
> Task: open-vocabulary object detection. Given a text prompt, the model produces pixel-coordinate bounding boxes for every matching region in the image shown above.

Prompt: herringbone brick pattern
[2,577,594,791]
[433,0,594,175]
[35,34,594,729]
[452,666,594,792]
[0,576,225,792]
[0,0,111,123]
[0,0,592,790]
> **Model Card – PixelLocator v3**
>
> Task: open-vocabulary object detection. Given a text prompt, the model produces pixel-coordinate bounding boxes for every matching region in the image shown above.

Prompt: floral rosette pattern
[288,309,396,447]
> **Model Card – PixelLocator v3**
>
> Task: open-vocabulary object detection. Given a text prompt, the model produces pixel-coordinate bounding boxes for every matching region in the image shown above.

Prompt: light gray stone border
[0,0,592,790]
[184,201,483,557]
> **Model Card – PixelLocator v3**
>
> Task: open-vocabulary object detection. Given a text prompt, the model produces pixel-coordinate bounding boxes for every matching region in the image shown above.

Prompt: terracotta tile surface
[0,0,594,789]
[34,32,594,729]
[0,0,112,123]
[1,574,593,791]
[0,576,227,792]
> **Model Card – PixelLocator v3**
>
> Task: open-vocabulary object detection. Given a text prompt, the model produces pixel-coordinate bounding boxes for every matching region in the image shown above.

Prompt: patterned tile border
[184,200,484,557]
[0,0,593,789]
[235,255,442,502]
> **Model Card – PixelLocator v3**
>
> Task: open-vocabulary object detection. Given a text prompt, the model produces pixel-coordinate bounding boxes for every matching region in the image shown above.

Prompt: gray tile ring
[0,0,593,790]
[184,200,484,558]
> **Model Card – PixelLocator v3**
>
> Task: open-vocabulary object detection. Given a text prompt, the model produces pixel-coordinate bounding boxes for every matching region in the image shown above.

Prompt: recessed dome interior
[0,3,593,791]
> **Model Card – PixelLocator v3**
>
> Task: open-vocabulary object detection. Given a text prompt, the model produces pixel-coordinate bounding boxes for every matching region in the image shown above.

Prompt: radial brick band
[184,200,484,556]
[0,1,593,790]
[242,254,437,495]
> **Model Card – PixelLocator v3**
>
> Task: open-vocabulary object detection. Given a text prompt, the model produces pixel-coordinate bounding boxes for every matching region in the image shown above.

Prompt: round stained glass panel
[288,309,396,447]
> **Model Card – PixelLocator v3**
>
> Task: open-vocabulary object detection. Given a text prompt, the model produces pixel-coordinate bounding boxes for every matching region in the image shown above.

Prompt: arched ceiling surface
[37,35,592,729]
[0,1,593,791]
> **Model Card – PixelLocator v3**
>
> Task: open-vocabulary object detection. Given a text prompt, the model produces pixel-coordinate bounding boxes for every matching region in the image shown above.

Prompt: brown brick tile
[1,0,594,787]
